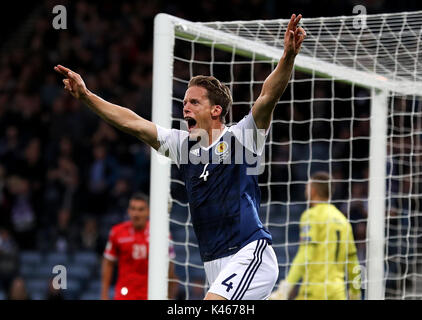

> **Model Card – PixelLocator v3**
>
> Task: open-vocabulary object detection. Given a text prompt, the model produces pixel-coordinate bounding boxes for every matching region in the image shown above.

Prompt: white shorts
[204,239,279,300]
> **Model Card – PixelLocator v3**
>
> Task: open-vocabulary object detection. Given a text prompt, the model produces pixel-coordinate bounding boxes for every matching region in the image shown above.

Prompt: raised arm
[54,65,160,150]
[252,14,306,130]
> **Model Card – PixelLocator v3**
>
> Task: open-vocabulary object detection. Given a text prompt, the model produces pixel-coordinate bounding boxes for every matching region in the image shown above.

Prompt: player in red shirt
[101,192,178,300]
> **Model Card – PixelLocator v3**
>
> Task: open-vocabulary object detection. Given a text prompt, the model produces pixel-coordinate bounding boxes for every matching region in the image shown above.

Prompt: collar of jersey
[200,125,229,151]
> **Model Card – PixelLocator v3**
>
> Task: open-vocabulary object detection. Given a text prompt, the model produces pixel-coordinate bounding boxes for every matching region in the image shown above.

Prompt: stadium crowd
[0,0,420,299]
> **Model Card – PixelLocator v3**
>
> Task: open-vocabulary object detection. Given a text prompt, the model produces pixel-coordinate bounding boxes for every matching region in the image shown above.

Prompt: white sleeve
[229,112,269,155]
[156,125,188,165]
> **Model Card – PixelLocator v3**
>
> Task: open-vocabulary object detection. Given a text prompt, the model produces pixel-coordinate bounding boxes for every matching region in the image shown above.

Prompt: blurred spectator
[77,216,103,254]
[348,183,368,225]
[7,276,30,300]
[48,95,71,141]
[92,119,118,147]
[18,138,44,188]
[0,126,21,174]
[87,143,119,215]
[46,136,76,169]
[0,164,11,227]
[342,182,368,264]
[0,0,419,300]
[107,178,132,218]
[44,155,79,224]
[6,176,37,250]
[41,73,62,107]
[42,208,78,253]
[11,92,45,143]
[0,228,19,292]
[17,139,45,218]
[131,143,150,194]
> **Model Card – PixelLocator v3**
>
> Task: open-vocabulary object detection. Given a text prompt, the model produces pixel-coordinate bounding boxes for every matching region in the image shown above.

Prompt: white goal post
[149,12,422,300]
[148,14,174,300]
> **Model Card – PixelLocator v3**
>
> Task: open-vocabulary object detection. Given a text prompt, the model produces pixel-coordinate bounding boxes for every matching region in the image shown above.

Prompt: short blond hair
[310,172,334,200]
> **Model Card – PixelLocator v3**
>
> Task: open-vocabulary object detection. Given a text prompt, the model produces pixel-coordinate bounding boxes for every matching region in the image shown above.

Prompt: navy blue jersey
[157,113,272,262]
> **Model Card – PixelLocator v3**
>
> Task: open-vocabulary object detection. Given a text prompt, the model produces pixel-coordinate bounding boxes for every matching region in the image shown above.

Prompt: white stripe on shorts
[230,239,267,300]
[205,239,278,300]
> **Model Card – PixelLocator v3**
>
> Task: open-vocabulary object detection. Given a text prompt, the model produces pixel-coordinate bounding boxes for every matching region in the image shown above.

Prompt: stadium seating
[73,251,99,268]
[45,252,70,266]
[66,264,92,281]
[80,285,114,300]
[33,264,55,279]
[26,279,48,299]
[15,250,102,300]
[20,264,36,278]
[87,280,102,292]
[50,278,82,300]
[80,291,100,300]
[20,251,42,267]
[31,291,46,300]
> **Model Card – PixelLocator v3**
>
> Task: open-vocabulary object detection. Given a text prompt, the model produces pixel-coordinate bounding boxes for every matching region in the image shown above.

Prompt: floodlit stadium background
[0,0,420,300]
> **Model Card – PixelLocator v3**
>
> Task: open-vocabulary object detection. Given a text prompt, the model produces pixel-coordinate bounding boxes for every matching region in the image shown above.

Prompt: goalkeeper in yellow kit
[270,172,362,300]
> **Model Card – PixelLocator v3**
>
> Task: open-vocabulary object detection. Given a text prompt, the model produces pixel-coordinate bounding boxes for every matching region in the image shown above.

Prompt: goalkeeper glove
[269,280,293,300]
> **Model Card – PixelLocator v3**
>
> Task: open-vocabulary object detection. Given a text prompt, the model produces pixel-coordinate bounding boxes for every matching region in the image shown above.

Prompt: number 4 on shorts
[222,273,237,292]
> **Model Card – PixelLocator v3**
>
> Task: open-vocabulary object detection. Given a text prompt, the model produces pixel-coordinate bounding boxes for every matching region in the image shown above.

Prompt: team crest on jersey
[215,141,228,154]
[215,141,229,161]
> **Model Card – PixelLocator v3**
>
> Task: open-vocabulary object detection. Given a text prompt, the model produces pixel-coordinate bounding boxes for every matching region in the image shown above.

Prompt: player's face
[128,199,149,230]
[183,86,214,134]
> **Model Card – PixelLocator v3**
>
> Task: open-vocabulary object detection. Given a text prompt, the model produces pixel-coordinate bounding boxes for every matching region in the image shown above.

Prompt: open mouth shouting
[185,116,197,132]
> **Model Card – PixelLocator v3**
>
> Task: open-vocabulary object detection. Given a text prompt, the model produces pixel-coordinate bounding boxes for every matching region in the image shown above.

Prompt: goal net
[149,11,422,300]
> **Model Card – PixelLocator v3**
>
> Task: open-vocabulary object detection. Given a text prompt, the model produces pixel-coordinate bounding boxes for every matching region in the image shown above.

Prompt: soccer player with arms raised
[55,14,306,300]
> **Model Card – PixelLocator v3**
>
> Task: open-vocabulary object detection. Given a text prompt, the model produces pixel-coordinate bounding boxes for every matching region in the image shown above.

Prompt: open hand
[54,65,89,99]
[284,14,306,58]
